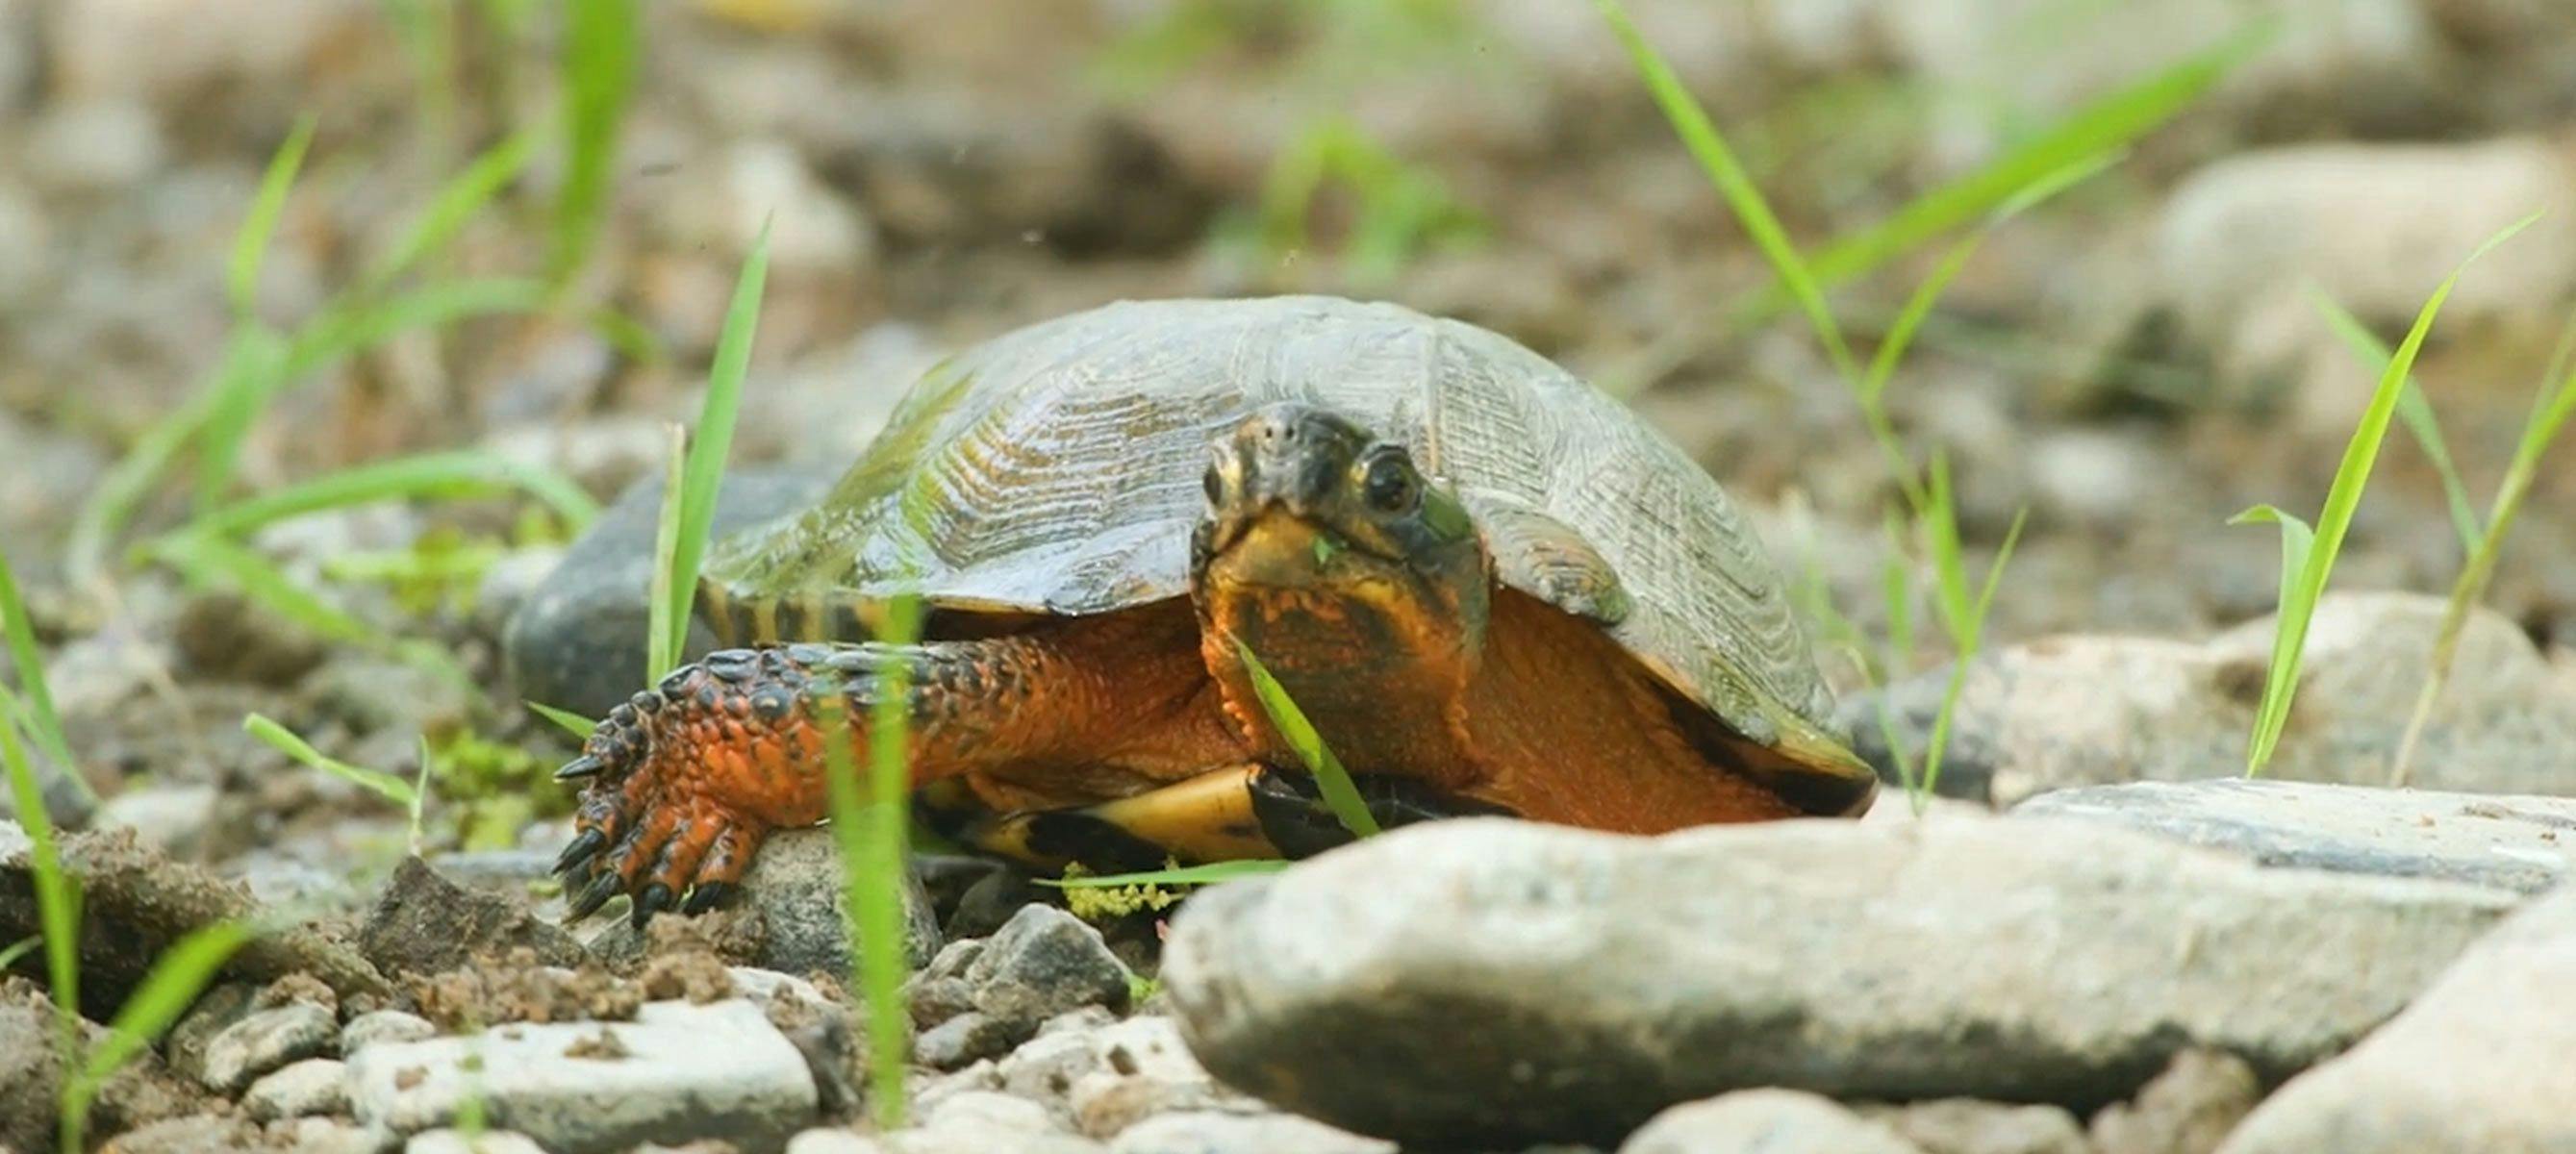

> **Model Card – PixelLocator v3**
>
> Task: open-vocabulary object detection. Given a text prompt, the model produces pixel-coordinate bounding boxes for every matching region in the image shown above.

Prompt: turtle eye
[1361,451,1418,513]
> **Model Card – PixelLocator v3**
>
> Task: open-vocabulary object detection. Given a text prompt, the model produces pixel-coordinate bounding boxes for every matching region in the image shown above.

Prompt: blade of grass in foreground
[0,539,83,790]
[815,586,922,1131]
[0,693,82,1092]
[227,113,318,320]
[525,700,597,740]
[645,424,688,681]
[657,221,770,675]
[2232,212,2539,777]
[187,448,600,540]
[1591,0,1856,382]
[243,713,418,807]
[62,920,253,1152]
[2305,287,2482,558]
[2391,319,2576,785]
[1915,507,2026,807]
[1234,642,1380,839]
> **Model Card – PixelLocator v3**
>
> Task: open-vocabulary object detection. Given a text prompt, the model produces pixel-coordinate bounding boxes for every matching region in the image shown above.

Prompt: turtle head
[1192,403,1490,691]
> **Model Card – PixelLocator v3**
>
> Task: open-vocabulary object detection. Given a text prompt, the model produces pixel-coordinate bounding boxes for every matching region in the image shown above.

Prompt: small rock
[243,1058,350,1121]
[1850,592,2576,805]
[24,98,165,191]
[0,981,202,1151]
[662,138,878,279]
[201,1001,337,1093]
[1870,1099,2093,1154]
[306,655,473,739]
[174,590,328,687]
[360,857,588,978]
[2015,779,2573,895]
[348,998,817,1153]
[965,905,1134,1041]
[95,783,221,857]
[892,1090,1104,1154]
[267,1116,392,1154]
[406,1130,550,1154]
[1065,1016,1256,1138]
[728,966,827,1010]
[342,1010,440,1054]
[946,869,1048,941]
[95,1113,265,1153]
[738,828,946,980]
[2089,1050,2260,1154]
[2214,885,2576,1152]
[1109,1111,1396,1154]
[1163,816,2514,1146]
[166,981,260,1085]
[915,1011,1019,1070]
[503,465,839,717]
[1621,1090,1924,1154]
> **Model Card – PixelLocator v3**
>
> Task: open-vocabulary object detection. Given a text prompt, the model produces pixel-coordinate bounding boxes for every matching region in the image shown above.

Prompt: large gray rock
[2214,886,2576,1153]
[505,465,838,718]
[1163,815,2517,1146]
[1620,1091,1923,1154]
[347,997,818,1153]
[2015,779,2574,894]
[1850,592,2576,805]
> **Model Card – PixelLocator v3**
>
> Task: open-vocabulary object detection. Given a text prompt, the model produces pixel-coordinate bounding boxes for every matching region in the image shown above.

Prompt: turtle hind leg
[553,606,1222,924]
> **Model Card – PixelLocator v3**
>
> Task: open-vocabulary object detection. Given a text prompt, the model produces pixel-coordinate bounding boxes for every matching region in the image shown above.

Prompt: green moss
[1058,861,1186,922]
[434,728,570,849]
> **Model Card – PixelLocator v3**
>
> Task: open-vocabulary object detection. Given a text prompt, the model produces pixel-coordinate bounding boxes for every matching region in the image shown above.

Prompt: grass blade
[1781,26,2268,313]
[0,539,82,789]
[147,534,375,644]
[63,920,253,1151]
[187,449,601,539]
[2304,286,2481,557]
[1915,507,2026,805]
[366,120,545,290]
[228,113,318,320]
[1233,642,1379,839]
[243,713,419,806]
[659,222,769,673]
[0,692,82,1095]
[282,277,556,380]
[551,0,641,288]
[525,701,596,740]
[855,591,920,1131]
[1592,0,1856,381]
[190,326,295,511]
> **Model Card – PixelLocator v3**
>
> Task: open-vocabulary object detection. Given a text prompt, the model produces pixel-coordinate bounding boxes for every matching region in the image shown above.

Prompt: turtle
[551,295,1877,924]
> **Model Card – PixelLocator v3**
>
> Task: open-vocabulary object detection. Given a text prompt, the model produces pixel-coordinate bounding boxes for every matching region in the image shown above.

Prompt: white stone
[1622,1090,1923,1154]
[244,1057,351,1121]
[202,1001,337,1093]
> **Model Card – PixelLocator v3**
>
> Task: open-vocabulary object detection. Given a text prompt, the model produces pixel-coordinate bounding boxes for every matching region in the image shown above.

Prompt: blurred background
[3,0,2575,871]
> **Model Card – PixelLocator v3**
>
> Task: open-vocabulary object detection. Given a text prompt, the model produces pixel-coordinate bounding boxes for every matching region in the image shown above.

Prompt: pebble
[359,856,589,979]
[1869,1099,2093,1154]
[2089,1049,2260,1154]
[787,1130,887,1154]
[963,904,1136,1043]
[242,1057,350,1121]
[1620,1090,1923,1154]
[341,1010,439,1054]
[94,783,220,858]
[2214,884,2576,1152]
[200,1000,337,1093]
[1108,1111,1396,1154]
[23,98,165,191]
[348,998,818,1153]
[270,1116,394,1154]
[1163,815,2515,1146]
[406,1130,550,1154]
[2014,779,2574,895]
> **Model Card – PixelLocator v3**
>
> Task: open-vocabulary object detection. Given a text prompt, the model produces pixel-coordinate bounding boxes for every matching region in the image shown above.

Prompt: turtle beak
[1200,404,1369,555]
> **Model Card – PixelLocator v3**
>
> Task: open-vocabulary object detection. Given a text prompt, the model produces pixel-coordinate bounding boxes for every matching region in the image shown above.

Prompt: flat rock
[242,1057,349,1121]
[2214,885,2576,1153]
[200,1000,336,1093]
[504,465,838,718]
[2014,779,2575,894]
[361,856,588,978]
[1848,592,2576,805]
[1163,815,2516,1146]
[1620,1091,1923,1154]
[347,997,818,1154]
[341,1009,438,1054]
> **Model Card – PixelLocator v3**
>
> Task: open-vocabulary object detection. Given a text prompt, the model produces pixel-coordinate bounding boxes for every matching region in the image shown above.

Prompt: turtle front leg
[552,632,1106,926]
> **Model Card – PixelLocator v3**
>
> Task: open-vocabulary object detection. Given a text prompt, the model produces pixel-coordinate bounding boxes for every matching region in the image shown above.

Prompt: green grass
[2390,307,2576,785]
[0,688,83,1132]
[0,539,85,805]
[525,700,597,740]
[60,920,253,1152]
[243,713,421,810]
[650,221,769,680]
[551,0,642,289]
[1238,117,1483,285]
[2232,213,2538,777]
[1234,643,1380,838]
[2307,288,2482,557]
[815,591,922,1131]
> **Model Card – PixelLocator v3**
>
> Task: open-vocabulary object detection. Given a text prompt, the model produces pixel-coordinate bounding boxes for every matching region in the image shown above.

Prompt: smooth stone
[1848,592,2576,805]
[1163,815,2516,1146]
[1620,1091,1924,1154]
[348,998,818,1153]
[1867,1099,2093,1154]
[2014,779,2575,894]
[2088,1049,2260,1154]
[2215,886,2576,1152]
[407,1131,548,1154]
[503,465,838,718]
[888,1089,1105,1154]
[201,1001,337,1093]
[242,1057,350,1120]
[270,1116,395,1154]
[1109,1111,1397,1154]
[964,904,1135,1041]
[341,1010,438,1054]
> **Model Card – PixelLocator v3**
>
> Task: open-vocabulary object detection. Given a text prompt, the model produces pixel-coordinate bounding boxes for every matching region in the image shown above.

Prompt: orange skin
[554,405,1800,924]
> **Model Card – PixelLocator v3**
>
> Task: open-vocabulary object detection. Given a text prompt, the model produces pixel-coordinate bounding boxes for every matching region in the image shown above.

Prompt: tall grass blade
[551,0,641,288]
[1233,642,1380,839]
[0,694,82,1092]
[1916,507,2026,806]
[525,700,597,740]
[2229,211,2538,776]
[1781,26,2268,312]
[228,113,318,320]
[63,920,253,1151]
[0,539,81,788]
[2392,324,2576,784]
[645,424,688,681]
[1592,0,1856,381]
[2305,287,2481,557]
[189,449,600,540]
[366,121,545,290]
[659,222,769,672]
[856,591,921,1131]
[243,713,418,806]
[147,534,376,644]
[190,327,295,511]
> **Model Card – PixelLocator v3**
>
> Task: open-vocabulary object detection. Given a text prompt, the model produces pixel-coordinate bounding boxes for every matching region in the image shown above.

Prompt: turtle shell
[703,295,1866,780]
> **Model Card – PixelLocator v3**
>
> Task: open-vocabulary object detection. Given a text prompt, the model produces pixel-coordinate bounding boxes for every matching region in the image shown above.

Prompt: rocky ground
[5,0,2576,1151]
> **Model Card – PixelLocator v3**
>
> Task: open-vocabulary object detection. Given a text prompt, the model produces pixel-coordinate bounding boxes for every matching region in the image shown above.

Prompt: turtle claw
[631,883,674,929]
[553,828,607,874]
[682,882,734,915]
[564,872,619,923]
[554,755,604,782]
